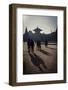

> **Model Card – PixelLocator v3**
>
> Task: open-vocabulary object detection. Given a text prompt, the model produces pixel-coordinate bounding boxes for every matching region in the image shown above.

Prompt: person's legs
[39,45,41,51]
[31,46,34,53]
[28,46,30,53]
[37,45,39,50]
[32,46,34,53]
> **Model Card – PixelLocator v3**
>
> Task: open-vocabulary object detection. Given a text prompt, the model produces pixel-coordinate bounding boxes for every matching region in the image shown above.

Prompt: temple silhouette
[23,27,57,43]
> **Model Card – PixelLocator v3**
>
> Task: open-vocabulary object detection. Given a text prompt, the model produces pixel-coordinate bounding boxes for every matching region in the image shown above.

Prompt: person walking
[27,38,31,53]
[30,39,34,53]
[45,40,48,47]
[37,40,41,51]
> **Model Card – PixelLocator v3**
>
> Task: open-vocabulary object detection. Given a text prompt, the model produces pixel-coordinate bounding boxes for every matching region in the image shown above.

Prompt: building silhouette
[23,27,57,43]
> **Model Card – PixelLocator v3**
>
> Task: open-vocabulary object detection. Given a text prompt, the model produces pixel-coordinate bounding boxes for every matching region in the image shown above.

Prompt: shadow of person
[40,49,52,56]
[29,53,47,72]
[47,47,56,50]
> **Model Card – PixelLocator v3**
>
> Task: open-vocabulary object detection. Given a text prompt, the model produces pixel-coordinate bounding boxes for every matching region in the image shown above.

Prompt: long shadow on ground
[29,53,47,72]
[47,47,56,50]
[40,49,52,56]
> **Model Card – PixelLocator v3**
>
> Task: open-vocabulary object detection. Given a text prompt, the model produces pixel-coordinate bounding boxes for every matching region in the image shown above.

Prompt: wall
[0,0,68,90]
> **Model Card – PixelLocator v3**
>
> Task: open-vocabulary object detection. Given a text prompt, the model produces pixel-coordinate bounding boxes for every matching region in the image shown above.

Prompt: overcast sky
[23,15,57,34]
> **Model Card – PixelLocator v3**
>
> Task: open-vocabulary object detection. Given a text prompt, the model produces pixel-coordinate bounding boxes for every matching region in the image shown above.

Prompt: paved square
[23,42,57,75]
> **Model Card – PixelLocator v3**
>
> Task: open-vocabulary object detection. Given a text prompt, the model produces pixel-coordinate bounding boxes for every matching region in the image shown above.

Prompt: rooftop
[33,27,42,33]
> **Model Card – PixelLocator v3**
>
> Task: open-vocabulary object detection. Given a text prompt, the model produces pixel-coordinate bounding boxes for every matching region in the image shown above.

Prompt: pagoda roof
[33,27,42,32]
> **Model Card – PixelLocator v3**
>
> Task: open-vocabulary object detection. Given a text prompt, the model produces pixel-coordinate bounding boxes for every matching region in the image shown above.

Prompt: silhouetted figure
[27,38,34,53]
[36,40,41,50]
[30,39,34,53]
[27,38,31,53]
[45,40,48,47]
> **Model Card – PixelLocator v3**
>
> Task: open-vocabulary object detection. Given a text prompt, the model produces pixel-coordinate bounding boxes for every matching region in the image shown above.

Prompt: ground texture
[23,42,57,75]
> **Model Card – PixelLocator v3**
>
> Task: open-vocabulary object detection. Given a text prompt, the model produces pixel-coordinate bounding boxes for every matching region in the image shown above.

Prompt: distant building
[33,27,42,34]
[33,27,42,42]
[23,27,57,43]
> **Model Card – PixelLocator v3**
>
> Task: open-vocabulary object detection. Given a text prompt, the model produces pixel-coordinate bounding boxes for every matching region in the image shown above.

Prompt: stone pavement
[23,43,57,75]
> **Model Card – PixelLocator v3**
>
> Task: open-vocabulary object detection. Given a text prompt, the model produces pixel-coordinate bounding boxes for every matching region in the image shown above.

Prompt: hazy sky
[23,15,57,34]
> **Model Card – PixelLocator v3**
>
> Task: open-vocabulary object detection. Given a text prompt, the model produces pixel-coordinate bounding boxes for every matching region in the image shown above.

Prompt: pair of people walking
[27,38,42,53]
